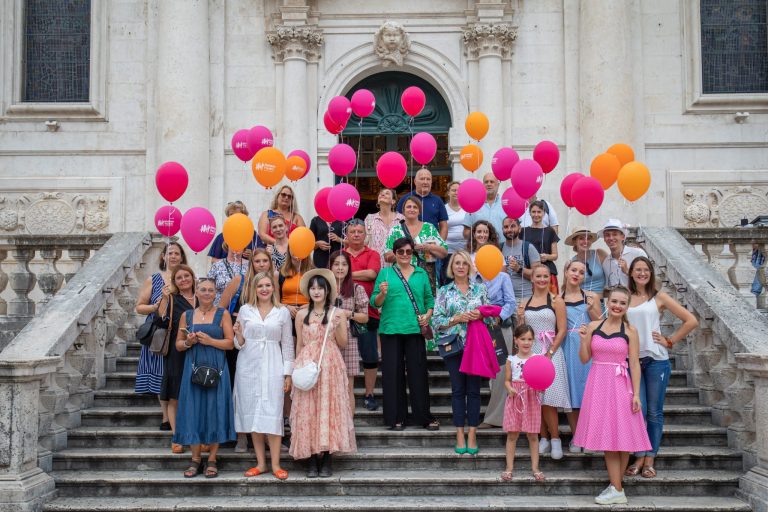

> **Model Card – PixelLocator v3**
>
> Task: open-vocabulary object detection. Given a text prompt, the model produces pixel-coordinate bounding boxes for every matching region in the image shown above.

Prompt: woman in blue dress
[560,260,601,453]
[565,227,606,295]
[173,277,236,478]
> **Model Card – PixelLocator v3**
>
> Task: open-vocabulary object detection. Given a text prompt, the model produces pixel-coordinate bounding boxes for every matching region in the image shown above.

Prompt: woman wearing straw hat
[565,227,607,295]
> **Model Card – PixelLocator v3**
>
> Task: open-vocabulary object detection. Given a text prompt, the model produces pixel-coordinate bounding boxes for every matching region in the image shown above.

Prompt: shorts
[358,317,380,369]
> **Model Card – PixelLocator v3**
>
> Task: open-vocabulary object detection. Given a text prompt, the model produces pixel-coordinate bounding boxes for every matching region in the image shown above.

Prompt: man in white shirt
[519,194,559,233]
[599,218,647,287]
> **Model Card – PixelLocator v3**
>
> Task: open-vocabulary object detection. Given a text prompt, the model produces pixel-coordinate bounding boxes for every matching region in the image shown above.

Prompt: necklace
[311,309,325,319]
[181,291,195,302]
[198,305,215,321]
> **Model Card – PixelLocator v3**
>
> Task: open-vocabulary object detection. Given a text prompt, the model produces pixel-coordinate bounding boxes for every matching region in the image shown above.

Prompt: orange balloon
[252,147,286,188]
[288,226,315,259]
[590,153,622,190]
[475,244,504,280]
[617,161,651,202]
[285,155,307,182]
[607,143,635,167]
[222,213,254,252]
[460,144,483,172]
[465,112,489,141]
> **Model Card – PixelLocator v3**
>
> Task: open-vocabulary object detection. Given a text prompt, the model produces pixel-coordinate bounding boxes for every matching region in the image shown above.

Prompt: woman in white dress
[232,271,294,480]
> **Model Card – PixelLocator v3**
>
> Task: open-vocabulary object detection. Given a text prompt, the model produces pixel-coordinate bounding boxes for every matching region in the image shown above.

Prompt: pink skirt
[503,380,541,433]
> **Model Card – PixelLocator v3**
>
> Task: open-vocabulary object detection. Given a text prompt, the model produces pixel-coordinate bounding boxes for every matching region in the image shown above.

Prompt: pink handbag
[459,305,502,378]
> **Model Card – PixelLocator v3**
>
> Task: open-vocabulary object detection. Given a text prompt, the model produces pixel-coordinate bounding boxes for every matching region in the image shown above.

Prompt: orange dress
[289,313,357,460]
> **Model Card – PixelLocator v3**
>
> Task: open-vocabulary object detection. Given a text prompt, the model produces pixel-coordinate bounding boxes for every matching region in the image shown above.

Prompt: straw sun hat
[299,268,338,303]
[564,226,598,246]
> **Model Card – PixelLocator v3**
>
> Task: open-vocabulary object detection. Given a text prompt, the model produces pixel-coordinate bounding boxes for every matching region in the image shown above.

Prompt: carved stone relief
[681,186,768,228]
[374,21,411,67]
[0,192,110,235]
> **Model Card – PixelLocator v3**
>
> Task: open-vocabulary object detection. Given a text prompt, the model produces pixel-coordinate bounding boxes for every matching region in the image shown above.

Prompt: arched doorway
[338,72,453,218]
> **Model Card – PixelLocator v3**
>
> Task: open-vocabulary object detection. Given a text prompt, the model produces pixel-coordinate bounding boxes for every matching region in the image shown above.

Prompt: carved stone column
[462,24,516,172]
[736,354,768,512]
[8,249,36,319]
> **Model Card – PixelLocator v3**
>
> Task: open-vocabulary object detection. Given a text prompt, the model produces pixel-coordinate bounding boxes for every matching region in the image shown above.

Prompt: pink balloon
[328,96,352,126]
[288,149,312,178]
[410,132,437,165]
[155,161,188,203]
[522,354,556,391]
[246,125,274,154]
[457,179,486,214]
[571,176,605,216]
[491,147,519,181]
[351,89,376,118]
[560,173,585,208]
[401,86,426,117]
[376,152,407,188]
[533,140,560,174]
[501,187,527,219]
[511,159,544,199]
[328,183,361,222]
[154,205,182,237]
[314,187,335,223]
[328,144,357,177]
[180,207,216,253]
[323,111,345,135]
[231,129,255,162]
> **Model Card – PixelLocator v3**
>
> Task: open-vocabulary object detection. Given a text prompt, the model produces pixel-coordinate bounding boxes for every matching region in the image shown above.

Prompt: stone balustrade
[677,228,768,310]
[639,227,768,512]
[0,232,164,512]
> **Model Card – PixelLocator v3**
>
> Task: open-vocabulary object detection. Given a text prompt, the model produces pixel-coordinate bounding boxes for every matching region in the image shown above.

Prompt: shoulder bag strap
[399,221,424,262]
[393,265,423,316]
[316,308,336,369]
[222,259,234,279]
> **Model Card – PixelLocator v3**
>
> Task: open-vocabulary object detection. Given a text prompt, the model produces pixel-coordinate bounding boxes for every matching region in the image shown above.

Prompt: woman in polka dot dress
[573,286,650,505]
[516,265,569,460]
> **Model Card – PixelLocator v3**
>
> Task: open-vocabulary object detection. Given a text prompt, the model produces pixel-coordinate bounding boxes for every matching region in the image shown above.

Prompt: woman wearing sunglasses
[257,185,305,246]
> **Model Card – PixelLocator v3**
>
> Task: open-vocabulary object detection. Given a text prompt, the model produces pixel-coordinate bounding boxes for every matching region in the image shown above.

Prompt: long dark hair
[329,250,354,298]
[628,256,657,300]
[466,220,499,251]
[158,242,188,271]
[303,275,333,325]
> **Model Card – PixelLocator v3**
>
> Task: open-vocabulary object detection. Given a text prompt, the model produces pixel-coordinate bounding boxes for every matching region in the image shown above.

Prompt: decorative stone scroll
[0,192,110,235]
[267,25,324,63]
[373,21,411,67]
[462,23,517,59]
[682,186,768,228]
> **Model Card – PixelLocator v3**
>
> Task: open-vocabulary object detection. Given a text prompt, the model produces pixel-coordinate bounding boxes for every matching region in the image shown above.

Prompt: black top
[522,227,560,275]
[309,216,344,269]
[155,293,195,400]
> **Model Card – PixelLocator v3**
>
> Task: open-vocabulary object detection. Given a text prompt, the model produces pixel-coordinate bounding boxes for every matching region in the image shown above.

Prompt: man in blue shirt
[462,173,506,244]
[396,167,448,239]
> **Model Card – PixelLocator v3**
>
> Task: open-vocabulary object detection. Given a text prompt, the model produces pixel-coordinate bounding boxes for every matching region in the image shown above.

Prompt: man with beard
[501,217,541,300]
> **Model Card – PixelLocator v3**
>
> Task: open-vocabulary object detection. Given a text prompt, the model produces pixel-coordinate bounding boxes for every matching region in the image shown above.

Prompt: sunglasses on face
[396,248,413,256]
[279,192,293,199]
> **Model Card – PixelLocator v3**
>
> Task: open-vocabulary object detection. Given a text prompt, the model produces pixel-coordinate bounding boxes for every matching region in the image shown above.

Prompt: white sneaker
[569,442,582,454]
[595,485,627,505]
[538,438,551,455]
[550,438,563,460]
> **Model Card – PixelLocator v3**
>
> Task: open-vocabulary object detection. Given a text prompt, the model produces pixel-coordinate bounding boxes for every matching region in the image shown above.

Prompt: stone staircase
[43,342,750,511]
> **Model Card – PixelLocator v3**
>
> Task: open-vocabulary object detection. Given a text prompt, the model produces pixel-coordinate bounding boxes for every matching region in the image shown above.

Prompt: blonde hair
[446,250,474,279]
[269,185,299,215]
[224,200,248,217]
[241,271,280,308]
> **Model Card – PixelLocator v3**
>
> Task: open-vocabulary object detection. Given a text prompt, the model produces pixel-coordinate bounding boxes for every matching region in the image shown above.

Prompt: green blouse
[371,265,435,335]
[385,221,447,266]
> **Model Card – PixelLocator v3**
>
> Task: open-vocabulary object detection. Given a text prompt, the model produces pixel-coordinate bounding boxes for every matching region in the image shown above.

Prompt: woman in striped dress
[134,242,187,430]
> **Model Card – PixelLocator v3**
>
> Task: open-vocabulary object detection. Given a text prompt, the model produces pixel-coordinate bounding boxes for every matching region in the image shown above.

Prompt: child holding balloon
[501,324,545,482]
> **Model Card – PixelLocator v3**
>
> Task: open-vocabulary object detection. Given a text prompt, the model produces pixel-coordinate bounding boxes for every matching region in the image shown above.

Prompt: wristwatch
[547,349,554,356]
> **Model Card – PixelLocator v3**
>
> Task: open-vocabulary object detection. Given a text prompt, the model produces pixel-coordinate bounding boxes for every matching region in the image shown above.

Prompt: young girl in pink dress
[573,286,651,505]
[501,324,545,483]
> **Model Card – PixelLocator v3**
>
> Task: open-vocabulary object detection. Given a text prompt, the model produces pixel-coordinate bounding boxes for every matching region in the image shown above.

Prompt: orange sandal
[171,443,184,454]
[244,467,266,477]
[272,469,289,480]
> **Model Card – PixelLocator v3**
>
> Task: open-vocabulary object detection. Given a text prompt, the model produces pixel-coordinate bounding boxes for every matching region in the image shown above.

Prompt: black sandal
[183,459,203,478]
[424,420,440,431]
[388,422,405,431]
[204,459,219,479]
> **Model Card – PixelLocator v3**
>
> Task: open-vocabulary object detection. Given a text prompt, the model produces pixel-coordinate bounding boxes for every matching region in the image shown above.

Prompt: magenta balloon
[511,159,544,199]
[288,149,312,178]
[328,183,361,221]
[323,111,345,135]
[314,187,335,223]
[533,140,560,174]
[457,179,486,213]
[376,152,407,188]
[351,89,376,118]
[154,205,182,237]
[155,161,189,203]
[571,176,605,216]
[491,147,519,181]
[560,173,585,208]
[246,125,274,154]
[180,207,216,253]
[231,129,255,162]
[328,96,352,126]
[501,187,527,219]
[401,86,426,117]
[522,354,556,391]
[328,144,357,177]
[410,132,437,165]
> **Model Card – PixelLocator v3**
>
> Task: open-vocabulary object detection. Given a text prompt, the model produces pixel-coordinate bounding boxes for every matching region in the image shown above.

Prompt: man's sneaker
[595,485,627,505]
[363,394,379,411]
[538,438,551,455]
[569,442,582,454]
[550,438,564,460]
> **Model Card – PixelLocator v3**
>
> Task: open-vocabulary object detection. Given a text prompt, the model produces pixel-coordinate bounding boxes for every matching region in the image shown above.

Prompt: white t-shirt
[507,354,531,380]
[445,203,467,253]
[520,199,559,228]
[602,245,648,287]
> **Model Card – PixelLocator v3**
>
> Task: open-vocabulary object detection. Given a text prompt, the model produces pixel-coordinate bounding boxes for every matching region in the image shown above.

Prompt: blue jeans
[444,353,482,428]
[752,271,764,296]
[634,357,672,458]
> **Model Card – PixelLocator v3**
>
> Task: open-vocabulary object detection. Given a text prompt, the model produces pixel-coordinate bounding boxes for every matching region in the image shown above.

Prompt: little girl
[501,324,545,482]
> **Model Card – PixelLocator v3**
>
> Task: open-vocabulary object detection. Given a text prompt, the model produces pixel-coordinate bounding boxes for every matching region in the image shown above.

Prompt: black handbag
[136,316,156,347]
[489,324,509,366]
[191,356,222,388]
[436,333,464,359]
[350,321,368,338]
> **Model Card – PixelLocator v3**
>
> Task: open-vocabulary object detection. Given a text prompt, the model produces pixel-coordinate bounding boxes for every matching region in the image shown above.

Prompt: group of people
[134,175,698,505]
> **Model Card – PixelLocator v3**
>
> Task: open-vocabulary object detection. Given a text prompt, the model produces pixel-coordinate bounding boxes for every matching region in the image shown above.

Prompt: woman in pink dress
[573,286,651,505]
[290,269,357,478]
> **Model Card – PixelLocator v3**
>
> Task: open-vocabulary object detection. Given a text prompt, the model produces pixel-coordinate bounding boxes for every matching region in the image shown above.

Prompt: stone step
[65,424,729,450]
[51,445,743,472]
[43,495,751,512]
[48,469,742,498]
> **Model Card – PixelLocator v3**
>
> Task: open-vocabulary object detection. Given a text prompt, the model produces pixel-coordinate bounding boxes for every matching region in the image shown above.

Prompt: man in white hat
[599,219,647,287]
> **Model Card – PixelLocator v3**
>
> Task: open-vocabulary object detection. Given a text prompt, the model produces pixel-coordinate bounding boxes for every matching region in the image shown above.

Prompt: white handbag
[292,308,336,391]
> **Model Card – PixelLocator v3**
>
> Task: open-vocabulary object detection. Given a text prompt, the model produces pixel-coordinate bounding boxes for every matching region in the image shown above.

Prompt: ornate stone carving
[462,23,517,59]
[267,25,324,63]
[681,186,768,228]
[373,21,411,67]
[0,192,110,235]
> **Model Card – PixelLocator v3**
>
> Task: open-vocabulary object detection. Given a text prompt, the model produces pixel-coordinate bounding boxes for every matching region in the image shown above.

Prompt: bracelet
[183,340,190,348]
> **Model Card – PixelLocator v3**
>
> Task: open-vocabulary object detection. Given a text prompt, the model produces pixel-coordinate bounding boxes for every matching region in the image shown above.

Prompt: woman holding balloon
[365,187,404,266]
[267,215,290,271]
[522,201,560,294]
[257,185,305,246]
[565,227,607,294]
[465,220,499,262]
[442,181,466,282]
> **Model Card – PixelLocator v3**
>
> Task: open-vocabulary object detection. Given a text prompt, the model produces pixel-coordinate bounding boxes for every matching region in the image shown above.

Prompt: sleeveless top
[571,251,606,293]
[593,318,629,344]
[627,297,665,361]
